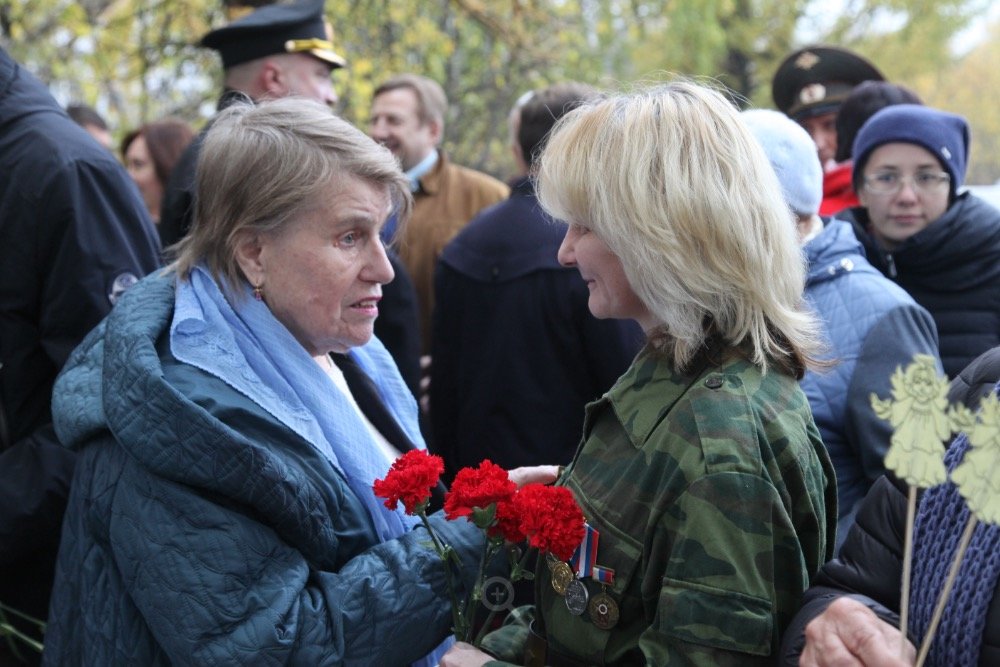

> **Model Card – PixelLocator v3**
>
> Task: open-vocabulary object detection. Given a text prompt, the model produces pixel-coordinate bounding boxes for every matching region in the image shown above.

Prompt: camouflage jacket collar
[586,346,709,450]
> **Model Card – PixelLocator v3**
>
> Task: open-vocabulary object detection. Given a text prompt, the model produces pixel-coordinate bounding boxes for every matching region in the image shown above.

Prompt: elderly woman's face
[244,176,394,357]
[557,223,654,331]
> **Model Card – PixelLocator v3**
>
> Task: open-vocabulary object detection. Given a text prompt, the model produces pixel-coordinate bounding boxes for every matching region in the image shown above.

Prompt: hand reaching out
[439,641,495,667]
[507,465,561,488]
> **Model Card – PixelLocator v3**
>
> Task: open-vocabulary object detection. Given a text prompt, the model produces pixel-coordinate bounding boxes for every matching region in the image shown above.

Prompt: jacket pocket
[655,576,773,656]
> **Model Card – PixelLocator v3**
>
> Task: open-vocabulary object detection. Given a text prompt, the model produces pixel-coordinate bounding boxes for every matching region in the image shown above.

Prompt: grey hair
[172,97,411,294]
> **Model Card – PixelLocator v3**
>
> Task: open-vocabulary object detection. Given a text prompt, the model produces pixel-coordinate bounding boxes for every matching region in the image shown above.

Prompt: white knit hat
[741,108,823,217]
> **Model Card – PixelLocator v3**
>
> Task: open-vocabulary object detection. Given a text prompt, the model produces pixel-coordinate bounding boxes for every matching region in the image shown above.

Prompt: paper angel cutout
[951,392,1000,525]
[871,354,953,488]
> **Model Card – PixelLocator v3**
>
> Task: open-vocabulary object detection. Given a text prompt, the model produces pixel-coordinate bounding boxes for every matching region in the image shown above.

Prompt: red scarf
[820,162,858,216]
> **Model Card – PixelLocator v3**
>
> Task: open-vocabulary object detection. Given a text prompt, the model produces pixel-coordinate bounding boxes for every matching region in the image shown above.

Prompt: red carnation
[373,449,444,515]
[444,460,516,521]
[512,484,585,561]
[490,498,527,543]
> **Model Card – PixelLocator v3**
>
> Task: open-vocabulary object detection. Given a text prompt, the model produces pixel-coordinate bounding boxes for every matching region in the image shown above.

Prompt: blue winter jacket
[43,273,484,666]
[801,219,939,549]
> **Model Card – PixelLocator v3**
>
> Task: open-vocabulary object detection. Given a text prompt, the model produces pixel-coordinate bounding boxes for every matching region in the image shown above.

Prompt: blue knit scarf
[911,383,1000,666]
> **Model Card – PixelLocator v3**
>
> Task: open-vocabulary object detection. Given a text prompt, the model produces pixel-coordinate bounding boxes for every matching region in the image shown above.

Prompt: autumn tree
[0,0,995,181]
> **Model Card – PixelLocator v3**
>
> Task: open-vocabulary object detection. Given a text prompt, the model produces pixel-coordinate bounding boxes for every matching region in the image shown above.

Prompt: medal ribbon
[592,565,615,584]
[570,522,599,578]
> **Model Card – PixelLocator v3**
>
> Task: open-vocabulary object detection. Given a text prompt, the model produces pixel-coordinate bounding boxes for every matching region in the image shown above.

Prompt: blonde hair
[172,97,411,294]
[536,81,819,376]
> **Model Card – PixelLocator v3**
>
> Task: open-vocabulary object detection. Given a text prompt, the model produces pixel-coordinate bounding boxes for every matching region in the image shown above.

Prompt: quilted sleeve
[108,465,482,666]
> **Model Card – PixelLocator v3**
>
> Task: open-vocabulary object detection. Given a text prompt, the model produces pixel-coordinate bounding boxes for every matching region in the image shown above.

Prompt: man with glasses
[842,104,1000,376]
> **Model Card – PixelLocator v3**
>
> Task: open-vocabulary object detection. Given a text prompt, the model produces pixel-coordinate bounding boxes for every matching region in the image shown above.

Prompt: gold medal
[550,561,573,595]
[564,578,589,616]
[545,552,560,571]
[588,590,620,630]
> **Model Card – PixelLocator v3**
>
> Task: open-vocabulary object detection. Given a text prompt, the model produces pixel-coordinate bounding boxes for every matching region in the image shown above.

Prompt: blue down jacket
[43,274,482,666]
[801,219,939,549]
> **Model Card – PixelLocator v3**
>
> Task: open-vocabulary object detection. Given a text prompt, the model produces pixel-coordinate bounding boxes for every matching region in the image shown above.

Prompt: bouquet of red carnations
[373,450,585,647]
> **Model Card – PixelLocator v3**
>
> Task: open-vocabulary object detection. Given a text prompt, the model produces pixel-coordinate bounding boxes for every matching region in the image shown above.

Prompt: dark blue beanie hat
[852,104,970,196]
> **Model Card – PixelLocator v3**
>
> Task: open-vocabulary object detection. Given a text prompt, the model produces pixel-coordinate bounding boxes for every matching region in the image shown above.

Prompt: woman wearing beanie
[838,104,1000,377]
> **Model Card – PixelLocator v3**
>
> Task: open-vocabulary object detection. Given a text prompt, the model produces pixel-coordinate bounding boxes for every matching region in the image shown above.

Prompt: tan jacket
[396,151,508,353]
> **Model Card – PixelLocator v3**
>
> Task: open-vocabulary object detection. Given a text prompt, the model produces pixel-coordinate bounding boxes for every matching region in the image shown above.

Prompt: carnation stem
[0,603,45,656]
[419,512,467,641]
[471,543,534,648]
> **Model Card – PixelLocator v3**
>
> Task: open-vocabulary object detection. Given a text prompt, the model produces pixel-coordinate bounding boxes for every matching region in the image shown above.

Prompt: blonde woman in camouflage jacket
[441,82,837,667]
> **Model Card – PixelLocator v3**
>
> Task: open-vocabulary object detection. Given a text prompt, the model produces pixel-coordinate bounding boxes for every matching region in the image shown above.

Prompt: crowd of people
[2,0,999,665]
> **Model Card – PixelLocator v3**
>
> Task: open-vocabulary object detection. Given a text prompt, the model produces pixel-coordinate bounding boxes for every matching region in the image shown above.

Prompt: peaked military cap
[201,0,346,70]
[772,45,883,121]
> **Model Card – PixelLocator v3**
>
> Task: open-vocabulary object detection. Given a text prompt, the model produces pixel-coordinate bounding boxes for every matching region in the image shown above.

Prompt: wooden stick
[914,515,978,667]
[900,485,917,656]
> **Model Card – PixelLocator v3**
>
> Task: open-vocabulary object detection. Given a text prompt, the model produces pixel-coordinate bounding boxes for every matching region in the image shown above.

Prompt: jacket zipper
[885,253,898,279]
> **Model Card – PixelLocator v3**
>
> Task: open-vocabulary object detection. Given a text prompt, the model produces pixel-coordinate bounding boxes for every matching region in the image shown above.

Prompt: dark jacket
[430,178,642,479]
[780,346,1000,667]
[0,46,161,656]
[44,273,480,665]
[843,193,1000,377]
[801,219,939,549]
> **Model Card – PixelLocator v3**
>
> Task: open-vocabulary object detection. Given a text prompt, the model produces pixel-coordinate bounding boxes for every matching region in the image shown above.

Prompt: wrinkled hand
[439,641,494,667]
[800,597,915,666]
[508,465,560,488]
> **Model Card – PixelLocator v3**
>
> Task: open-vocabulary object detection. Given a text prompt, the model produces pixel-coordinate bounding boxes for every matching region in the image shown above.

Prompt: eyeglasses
[863,171,951,196]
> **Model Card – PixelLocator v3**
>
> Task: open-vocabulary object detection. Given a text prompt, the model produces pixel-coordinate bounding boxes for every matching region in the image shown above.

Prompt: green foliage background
[1,0,996,183]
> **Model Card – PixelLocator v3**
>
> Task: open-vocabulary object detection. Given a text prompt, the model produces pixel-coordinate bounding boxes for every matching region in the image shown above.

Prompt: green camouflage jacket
[483,346,836,666]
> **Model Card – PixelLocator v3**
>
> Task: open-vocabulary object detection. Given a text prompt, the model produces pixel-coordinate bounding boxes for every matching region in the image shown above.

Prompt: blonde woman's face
[557,223,654,331]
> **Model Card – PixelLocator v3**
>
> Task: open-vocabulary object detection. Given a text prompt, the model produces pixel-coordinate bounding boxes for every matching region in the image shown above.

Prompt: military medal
[545,551,557,573]
[550,561,573,595]
[564,578,589,615]
[589,588,620,629]
[588,565,618,629]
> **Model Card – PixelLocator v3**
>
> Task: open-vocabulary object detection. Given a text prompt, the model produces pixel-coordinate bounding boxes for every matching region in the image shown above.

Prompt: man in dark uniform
[159,0,422,397]
[159,0,346,249]
[0,46,161,662]
[772,45,884,215]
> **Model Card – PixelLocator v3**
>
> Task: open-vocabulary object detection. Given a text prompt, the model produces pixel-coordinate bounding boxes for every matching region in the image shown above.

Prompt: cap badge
[794,51,820,70]
[285,37,335,54]
[941,147,952,160]
[224,5,255,21]
[799,83,827,105]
